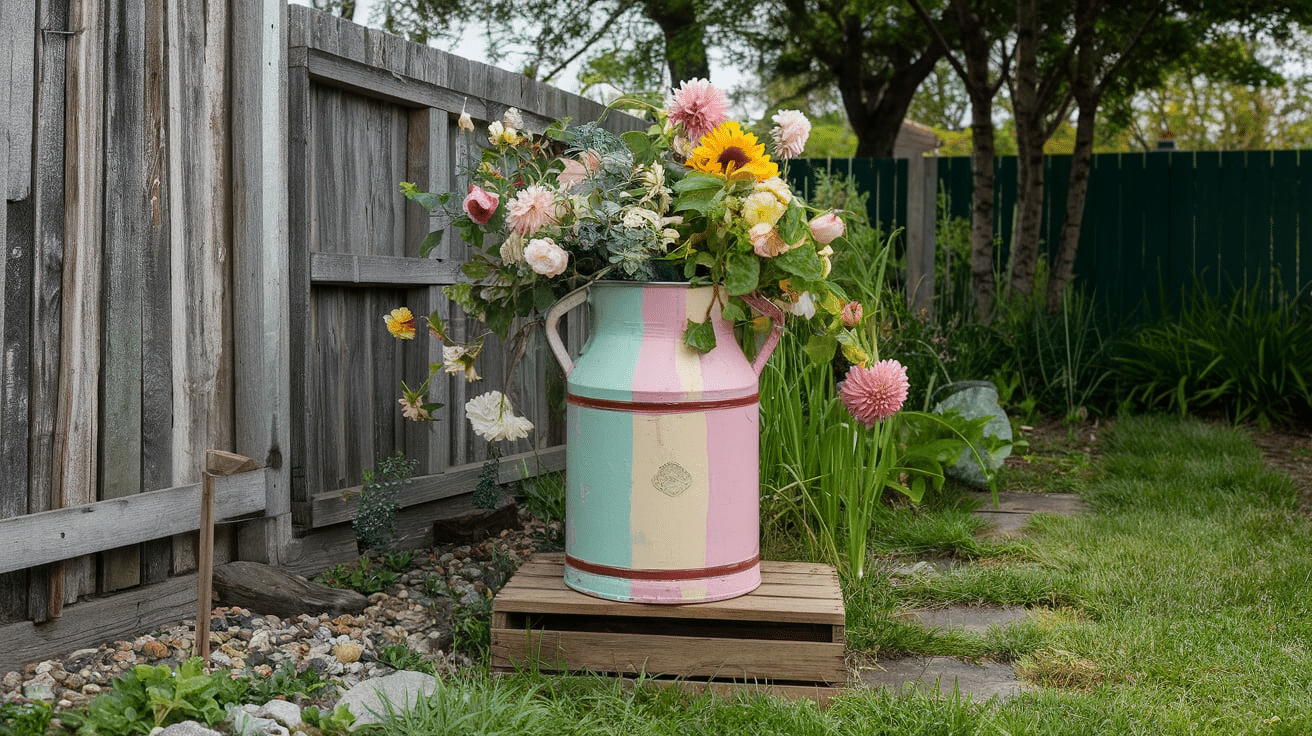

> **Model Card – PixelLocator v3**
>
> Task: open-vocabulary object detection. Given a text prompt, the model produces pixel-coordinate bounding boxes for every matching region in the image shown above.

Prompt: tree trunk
[969,105,998,321]
[1008,0,1043,300]
[1048,103,1096,313]
[641,0,710,84]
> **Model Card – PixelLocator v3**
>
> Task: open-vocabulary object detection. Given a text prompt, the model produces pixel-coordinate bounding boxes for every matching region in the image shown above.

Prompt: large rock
[933,381,1013,489]
[336,670,437,727]
[213,561,367,617]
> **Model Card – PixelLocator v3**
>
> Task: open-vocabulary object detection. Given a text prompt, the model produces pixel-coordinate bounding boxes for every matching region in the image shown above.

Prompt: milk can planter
[545,281,784,603]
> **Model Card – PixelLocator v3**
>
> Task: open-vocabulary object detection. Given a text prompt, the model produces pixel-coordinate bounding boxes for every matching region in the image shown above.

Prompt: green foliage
[354,453,417,554]
[0,700,51,736]
[59,658,246,736]
[518,471,565,525]
[240,659,334,704]
[377,643,439,675]
[314,555,405,595]
[369,674,549,736]
[473,455,501,510]
[451,596,494,662]
[301,704,358,736]
[1114,284,1312,428]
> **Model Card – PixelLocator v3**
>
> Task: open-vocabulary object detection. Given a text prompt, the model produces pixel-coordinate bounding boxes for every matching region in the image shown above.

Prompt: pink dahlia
[665,79,731,142]
[838,359,909,427]
[771,109,811,160]
[506,185,560,235]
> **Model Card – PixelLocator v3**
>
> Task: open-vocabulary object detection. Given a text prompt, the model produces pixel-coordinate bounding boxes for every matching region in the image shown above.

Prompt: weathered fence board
[0,470,267,575]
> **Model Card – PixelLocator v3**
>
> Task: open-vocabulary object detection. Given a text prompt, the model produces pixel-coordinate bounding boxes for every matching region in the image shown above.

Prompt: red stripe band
[567,393,759,413]
[565,554,760,581]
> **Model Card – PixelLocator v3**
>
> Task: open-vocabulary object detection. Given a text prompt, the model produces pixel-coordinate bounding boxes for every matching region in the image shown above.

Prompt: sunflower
[687,122,780,182]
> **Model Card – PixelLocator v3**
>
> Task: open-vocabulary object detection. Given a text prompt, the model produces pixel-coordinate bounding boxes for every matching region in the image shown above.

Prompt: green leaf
[419,230,445,258]
[683,319,717,353]
[720,298,748,323]
[673,172,724,194]
[804,334,837,364]
[776,244,825,280]
[461,260,492,279]
[725,251,760,296]
[398,182,450,212]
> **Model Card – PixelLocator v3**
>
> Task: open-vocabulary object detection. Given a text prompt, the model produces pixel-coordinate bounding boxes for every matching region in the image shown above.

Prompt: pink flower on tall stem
[665,79,730,142]
[840,300,863,328]
[463,184,500,224]
[839,359,909,427]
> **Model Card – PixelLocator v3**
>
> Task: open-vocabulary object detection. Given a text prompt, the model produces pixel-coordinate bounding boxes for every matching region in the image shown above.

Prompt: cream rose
[524,237,569,277]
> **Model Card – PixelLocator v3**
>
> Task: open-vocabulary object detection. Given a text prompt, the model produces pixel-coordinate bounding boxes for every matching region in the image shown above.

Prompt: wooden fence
[0,1,639,671]
[937,150,1312,319]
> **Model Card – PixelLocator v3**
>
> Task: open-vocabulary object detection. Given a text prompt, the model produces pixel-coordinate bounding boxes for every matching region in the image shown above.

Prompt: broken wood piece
[212,560,368,617]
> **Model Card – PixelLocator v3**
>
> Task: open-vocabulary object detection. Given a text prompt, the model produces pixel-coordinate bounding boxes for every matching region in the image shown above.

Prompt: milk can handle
[740,292,786,376]
[544,285,590,374]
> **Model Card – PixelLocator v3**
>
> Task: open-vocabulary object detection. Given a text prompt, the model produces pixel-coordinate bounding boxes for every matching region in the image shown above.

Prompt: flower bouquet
[387,79,874,436]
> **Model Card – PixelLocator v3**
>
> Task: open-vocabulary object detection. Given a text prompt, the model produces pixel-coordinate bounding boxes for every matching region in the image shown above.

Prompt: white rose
[524,237,569,277]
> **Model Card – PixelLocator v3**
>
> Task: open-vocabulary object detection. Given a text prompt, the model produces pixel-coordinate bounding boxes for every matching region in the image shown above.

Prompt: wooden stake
[195,450,260,664]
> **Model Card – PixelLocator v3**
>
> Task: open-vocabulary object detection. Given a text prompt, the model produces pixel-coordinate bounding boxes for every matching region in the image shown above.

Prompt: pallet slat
[491,552,848,699]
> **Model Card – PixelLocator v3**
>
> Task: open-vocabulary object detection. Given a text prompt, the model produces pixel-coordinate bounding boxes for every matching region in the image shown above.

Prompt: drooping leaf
[683,318,717,352]
[419,230,445,258]
[776,244,825,280]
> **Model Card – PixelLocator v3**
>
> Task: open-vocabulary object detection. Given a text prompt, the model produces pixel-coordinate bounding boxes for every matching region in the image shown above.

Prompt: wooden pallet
[491,552,847,702]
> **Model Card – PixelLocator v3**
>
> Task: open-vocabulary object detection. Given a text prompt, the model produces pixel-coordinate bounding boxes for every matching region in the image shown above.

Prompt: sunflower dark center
[716,146,750,173]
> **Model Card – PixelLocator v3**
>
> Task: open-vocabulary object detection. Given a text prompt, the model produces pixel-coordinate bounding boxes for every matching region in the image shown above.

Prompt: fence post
[904,155,937,317]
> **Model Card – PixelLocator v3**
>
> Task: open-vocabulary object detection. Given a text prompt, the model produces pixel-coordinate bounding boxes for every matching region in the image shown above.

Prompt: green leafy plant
[314,557,400,596]
[353,453,417,554]
[240,659,333,704]
[376,642,438,675]
[301,704,358,736]
[59,658,246,736]
[1114,282,1312,428]
[452,596,494,660]
[0,700,51,736]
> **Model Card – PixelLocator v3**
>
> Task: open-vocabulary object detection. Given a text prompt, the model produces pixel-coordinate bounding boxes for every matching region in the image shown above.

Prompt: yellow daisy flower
[687,122,780,182]
[384,307,416,339]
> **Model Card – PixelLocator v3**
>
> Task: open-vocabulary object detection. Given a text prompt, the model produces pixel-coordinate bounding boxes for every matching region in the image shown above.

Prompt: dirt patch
[1248,426,1312,514]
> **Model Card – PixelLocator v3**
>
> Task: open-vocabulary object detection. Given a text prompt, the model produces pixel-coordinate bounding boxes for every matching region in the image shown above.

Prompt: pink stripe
[704,404,760,567]
[636,286,690,397]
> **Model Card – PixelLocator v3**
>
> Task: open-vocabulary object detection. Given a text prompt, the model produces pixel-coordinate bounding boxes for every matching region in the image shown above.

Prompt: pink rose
[524,237,569,277]
[463,184,499,225]
[809,212,845,244]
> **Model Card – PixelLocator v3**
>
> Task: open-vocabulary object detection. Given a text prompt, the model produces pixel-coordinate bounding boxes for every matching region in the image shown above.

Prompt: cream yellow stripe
[629,412,709,569]
[672,287,708,397]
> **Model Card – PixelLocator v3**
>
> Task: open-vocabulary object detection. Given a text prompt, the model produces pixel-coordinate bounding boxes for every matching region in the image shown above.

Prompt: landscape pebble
[0,516,560,722]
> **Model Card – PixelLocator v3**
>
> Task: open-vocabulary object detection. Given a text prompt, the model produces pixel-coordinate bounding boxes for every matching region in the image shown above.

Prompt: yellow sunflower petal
[688,122,780,182]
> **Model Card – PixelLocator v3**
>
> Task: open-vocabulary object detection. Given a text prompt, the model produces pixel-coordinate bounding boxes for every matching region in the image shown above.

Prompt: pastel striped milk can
[544,281,784,603]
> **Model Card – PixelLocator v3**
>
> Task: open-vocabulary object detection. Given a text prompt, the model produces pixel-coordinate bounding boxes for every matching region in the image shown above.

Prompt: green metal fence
[787,157,910,249]
[938,150,1312,319]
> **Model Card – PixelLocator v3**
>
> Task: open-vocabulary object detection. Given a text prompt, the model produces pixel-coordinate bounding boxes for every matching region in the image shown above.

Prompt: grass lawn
[394,415,1312,736]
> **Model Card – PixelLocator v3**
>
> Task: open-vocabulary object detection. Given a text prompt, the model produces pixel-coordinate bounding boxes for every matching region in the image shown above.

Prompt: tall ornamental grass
[1114,284,1312,428]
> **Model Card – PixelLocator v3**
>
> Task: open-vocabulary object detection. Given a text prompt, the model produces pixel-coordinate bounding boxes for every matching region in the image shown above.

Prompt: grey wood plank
[2,0,37,201]
[0,197,31,623]
[140,0,174,584]
[99,0,147,592]
[0,574,198,673]
[287,62,313,528]
[57,0,107,606]
[0,470,268,575]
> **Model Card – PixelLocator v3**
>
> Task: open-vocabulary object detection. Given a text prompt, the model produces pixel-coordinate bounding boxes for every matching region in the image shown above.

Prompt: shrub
[1114,284,1312,428]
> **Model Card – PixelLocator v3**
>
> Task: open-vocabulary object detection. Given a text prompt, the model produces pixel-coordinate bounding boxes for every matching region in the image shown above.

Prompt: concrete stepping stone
[896,604,1028,633]
[857,656,1030,701]
[969,491,1089,538]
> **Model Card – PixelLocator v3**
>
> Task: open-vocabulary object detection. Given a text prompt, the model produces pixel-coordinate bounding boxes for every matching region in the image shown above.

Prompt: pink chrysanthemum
[665,79,731,142]
[771,109,811,160]
[838,359,909,427]
[506,185,560,235]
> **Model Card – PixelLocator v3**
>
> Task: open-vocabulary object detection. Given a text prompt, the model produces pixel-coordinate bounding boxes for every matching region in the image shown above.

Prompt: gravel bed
[0,515,561,717]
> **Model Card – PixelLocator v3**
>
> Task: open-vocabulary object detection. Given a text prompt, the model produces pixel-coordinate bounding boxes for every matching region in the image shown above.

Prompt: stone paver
[896,605,1028,633]
[858,656,1030,701]
[866,491,1090,700]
